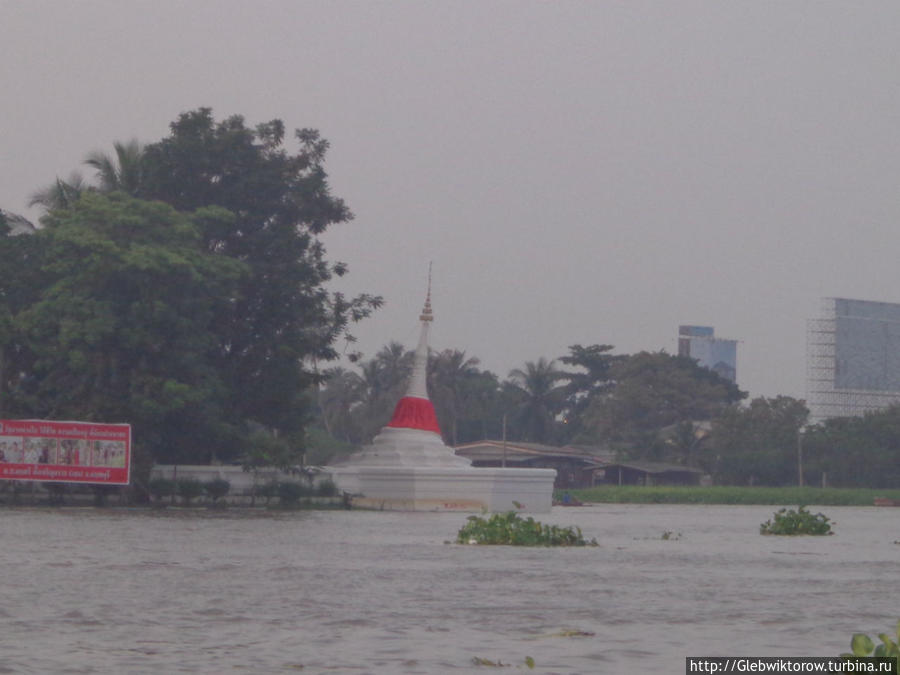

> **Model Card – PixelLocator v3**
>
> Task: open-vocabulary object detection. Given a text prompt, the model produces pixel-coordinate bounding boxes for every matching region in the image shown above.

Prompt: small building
[454,440,612,489]
[592,461,704,486]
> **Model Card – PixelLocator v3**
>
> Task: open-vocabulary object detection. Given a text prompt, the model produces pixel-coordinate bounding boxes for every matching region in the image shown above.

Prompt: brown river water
[0,504,897,674]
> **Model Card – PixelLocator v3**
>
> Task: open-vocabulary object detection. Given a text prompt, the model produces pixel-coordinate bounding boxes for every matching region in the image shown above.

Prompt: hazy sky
[3,1,900,400]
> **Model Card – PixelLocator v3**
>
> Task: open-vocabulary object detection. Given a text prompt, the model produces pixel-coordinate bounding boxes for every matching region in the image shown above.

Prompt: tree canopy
[16,193,245,463]
[2,108,381,468]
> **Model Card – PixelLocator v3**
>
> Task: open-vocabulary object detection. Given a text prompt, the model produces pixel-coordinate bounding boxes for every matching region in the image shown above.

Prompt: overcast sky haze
[3,1,900,400]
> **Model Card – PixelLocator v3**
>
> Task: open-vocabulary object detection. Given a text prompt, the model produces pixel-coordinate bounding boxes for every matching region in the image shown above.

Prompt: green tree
[317,366,365,444]
[559,343,617,442]
[17,192,245,463]
[0,216,44,417]
[353,341,413,442]
[453,369,507,443]
[584,351,745,459]
[704,396,808,485]
[84,139,145,195]
[428,349,481,445]
[28,173,88,212]
[139,109,381,455]
[803,405,900,488]
[507,358,567,444]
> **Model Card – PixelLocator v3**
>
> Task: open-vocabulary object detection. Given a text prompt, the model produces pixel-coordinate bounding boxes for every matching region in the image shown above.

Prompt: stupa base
[332,466,556,513]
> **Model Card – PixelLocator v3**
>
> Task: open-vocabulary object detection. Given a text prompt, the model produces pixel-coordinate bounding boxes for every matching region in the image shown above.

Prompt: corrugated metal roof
[600,461,704,474]
[454,440,613,464]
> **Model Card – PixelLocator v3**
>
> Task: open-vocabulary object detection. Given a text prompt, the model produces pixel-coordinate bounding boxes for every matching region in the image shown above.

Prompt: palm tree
[318,367,365,443]
[507,357,567,444]
[373,341,414,397]
[84,139,145,195]
[28,173,89,212]
[428,349,480,445]
[354,342,414,441]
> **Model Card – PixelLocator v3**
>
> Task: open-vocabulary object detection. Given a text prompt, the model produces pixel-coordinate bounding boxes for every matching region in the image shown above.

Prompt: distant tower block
[678,325,738,383]
[807,297,900,423]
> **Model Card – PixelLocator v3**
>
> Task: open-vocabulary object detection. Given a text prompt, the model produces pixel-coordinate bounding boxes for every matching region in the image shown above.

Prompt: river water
[0,504,897,674]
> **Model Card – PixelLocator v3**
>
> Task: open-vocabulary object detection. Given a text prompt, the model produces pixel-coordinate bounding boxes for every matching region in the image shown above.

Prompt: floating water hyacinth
[457,511,598,547]
[760,506,833,535]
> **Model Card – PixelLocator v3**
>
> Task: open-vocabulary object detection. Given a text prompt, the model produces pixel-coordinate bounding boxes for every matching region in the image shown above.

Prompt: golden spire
[420,262,433,322]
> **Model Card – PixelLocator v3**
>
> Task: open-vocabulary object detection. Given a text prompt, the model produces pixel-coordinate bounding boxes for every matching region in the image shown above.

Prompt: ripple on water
[0,505,898,673]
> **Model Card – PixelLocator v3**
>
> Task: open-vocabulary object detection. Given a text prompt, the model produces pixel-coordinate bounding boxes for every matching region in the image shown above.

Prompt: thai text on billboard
[0,420,131,485]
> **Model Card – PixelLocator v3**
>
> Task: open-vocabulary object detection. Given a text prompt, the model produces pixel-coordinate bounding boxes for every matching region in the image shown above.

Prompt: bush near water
[457,511,598,547]
[760,506,833,535]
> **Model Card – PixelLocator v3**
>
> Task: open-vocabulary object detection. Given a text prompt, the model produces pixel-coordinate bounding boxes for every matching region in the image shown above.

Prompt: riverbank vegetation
[567,486,900,506]
[316,334,900,490]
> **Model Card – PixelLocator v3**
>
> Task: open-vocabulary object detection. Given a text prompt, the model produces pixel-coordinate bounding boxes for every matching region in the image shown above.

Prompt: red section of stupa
[386,396,442,434]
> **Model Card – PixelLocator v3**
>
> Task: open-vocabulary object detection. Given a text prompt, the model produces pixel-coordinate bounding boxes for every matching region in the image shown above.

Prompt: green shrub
[277,481,309,507]
[176,478,204,506]
[148,477,176,504]
[316,478,338,497]
[204,478,231,504]
[760,506,833,535]
[457,511,598,547]
[253,481,279,506]
[842,620,900,663]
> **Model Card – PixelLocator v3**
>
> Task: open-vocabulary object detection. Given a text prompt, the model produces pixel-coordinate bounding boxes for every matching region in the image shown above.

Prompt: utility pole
[797,427,804,487]
[502,414,507,468]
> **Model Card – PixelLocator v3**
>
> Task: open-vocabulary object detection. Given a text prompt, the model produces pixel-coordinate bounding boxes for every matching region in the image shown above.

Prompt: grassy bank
[566,485,900,506]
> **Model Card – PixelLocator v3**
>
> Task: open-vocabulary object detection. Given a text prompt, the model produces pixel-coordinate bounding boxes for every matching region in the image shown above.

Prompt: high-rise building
[807,297,900,422]
[678,325,737,383]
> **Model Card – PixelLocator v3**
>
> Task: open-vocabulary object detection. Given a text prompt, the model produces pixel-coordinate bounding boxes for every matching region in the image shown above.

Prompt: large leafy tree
[137,109,381,453]
[803,406,900,488]
[0,213,43,418]
[17,192,245,463]
[704,396,808,485]
[584,351,745,459]
[559,343,617,443]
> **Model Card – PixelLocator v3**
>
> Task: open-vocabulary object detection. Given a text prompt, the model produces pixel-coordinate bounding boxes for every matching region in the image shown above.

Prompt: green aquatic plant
[547,629,595,638]
[841,620,900,664]
[457,511,598,547]
[760,506,833,536]
[470,655,535,669]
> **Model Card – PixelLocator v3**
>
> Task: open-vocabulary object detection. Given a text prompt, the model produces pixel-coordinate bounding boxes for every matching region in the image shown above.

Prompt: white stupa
[330,272,556,512]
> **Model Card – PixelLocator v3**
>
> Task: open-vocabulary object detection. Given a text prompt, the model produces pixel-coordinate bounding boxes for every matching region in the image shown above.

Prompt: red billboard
[0,420,131,485]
